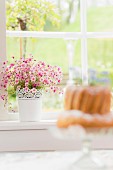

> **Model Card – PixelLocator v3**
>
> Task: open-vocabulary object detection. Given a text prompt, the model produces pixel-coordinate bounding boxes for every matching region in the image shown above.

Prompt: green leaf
[6,0,61,31]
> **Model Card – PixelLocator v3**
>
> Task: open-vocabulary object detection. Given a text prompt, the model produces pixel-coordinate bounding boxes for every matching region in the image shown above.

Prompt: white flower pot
[17,89,42,122]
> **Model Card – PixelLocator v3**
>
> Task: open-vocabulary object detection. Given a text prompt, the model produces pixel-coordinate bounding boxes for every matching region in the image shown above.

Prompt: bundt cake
[64,85,111,114]
[57,85,112,129]
[57,111,113,128]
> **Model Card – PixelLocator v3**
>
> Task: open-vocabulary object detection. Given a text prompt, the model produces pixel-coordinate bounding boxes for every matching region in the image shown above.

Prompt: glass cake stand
[50,125,113,170]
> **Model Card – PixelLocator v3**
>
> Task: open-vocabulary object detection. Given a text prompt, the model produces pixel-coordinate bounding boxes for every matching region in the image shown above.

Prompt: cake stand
[50,125,113,170]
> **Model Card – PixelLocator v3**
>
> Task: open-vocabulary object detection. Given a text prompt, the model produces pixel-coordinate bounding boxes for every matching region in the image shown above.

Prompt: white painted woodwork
[0,0,8,118]
[0,122,113,151]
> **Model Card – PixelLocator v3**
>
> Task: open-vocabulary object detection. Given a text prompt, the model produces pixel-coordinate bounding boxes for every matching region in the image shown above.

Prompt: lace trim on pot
[16,89,42,99]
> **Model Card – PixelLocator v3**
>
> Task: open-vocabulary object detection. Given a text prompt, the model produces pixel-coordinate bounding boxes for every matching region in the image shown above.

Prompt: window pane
[7,38,81,73]
[6,0,80,32]
[7,37,81,119]
[87,0,113,32]
[88,38,113,86]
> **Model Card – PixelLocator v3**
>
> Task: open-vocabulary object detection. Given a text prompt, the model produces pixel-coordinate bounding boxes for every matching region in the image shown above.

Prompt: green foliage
[87,6,113,32]
[6,0,61,31]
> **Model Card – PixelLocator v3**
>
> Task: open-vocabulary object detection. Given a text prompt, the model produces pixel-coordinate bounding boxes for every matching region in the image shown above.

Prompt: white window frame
[0,0,8,120]
[0,0,113,151]
[0,0,19,119]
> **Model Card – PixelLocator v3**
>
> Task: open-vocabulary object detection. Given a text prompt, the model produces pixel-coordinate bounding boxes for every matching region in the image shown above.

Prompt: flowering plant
[0,56,63,108]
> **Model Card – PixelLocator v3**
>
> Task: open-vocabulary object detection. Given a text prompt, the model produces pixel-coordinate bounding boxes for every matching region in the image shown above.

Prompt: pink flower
[37,83,40,86]
[30,88,36,93]
[33,84,37,88]
[15,79,19,84]
[25,82,29,87]
[1,95,5,100]
[4,80,8,84]
[24,87,29,92]
[58,67,61,71]
[26,79,29,83]
[10,63,14,67]
[0,56,63,110]
[7,73,11,78]
[38,72,43,77]
[44,79,49,84]
[5,68,9,72]
[28,58,32,62]
[3,85,6,88]
[31,76,36,82]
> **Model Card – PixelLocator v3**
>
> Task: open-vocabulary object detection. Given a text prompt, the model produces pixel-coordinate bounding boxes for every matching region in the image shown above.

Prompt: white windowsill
[0,119,113,151]
[0,120,56,131]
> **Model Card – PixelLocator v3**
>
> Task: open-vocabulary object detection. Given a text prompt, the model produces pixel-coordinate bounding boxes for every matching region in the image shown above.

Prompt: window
[5,0,83,120]
[0,0,113,120]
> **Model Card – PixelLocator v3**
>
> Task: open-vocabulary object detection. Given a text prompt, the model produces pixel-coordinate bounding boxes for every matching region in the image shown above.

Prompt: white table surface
[0,150,113,170]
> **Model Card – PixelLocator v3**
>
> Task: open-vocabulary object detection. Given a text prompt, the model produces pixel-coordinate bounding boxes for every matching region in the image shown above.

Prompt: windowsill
[0,119,113,151]
[0,120,56,131]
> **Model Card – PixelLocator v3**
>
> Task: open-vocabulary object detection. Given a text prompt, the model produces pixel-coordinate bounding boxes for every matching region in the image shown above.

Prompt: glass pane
[87,0,113,32]
[6,0,80,32]
[88,39,113,86]
[7,37,81,119]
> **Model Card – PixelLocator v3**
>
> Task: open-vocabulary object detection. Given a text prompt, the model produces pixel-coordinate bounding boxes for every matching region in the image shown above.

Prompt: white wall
[0,0,6,58]
[0,0,9,119]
